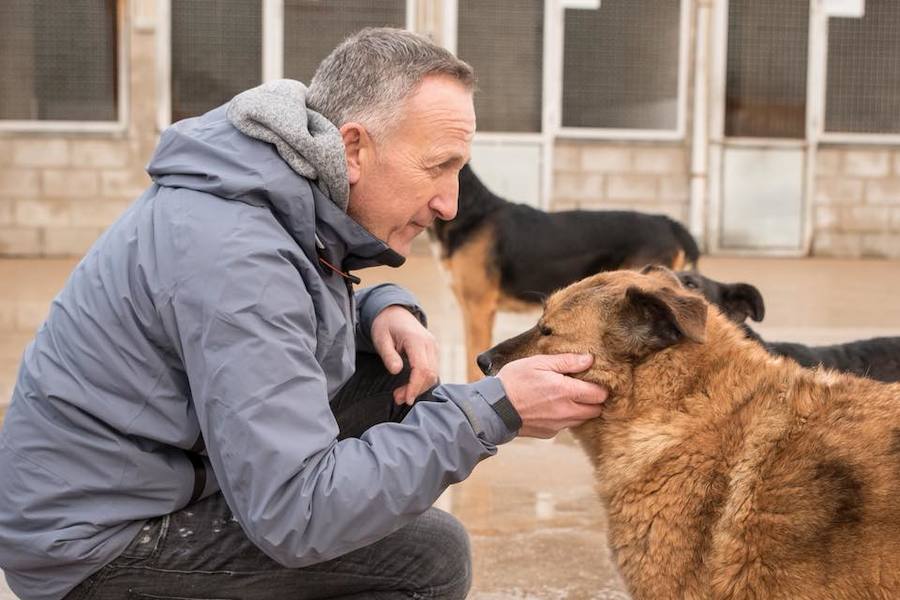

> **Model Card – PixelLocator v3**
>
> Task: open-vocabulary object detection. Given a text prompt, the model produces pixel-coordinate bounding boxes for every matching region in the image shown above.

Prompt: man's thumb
[545,353,594,374]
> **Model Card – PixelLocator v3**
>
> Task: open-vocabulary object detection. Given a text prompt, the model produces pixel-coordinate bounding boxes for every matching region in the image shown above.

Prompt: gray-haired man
[0,28,606,599]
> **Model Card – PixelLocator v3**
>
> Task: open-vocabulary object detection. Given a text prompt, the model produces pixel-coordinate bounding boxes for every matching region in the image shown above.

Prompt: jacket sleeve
[166,236,515,568]
[354,283,427,354]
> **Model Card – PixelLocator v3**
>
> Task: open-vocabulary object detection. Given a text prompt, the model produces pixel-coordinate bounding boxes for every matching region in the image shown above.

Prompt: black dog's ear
[621,286,707,354]
[721,283,766,323]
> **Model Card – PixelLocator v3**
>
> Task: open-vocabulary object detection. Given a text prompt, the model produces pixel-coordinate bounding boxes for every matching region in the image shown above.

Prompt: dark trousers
[64,353,471,600]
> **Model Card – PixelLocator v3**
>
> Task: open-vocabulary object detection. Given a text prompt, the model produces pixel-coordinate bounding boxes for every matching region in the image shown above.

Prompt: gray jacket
[0,96,515,600]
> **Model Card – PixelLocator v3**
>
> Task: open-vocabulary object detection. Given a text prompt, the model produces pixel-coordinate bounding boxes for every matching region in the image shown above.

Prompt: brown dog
[478,266,900,599]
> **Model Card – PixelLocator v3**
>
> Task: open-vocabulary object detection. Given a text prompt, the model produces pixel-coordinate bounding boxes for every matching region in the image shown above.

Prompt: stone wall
[813,147,900,258]
[551,141,690,223]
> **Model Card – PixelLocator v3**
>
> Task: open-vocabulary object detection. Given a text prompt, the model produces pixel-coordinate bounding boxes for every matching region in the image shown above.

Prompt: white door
[710,0,819,254]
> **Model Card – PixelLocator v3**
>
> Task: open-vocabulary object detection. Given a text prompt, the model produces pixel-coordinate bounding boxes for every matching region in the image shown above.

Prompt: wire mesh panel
[562,0,681,131]
[0,0,118,121]
[457,0,543,133]
[171,0,262,123]
[825,0,900,135]
[283,1,406,85]
[725,0,809,138]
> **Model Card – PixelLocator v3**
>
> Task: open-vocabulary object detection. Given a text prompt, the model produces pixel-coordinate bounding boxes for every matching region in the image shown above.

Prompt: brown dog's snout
[476,351,493,376]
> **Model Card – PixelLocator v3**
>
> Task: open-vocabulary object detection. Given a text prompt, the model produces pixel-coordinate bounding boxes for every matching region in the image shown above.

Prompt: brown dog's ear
[621,286,707,353]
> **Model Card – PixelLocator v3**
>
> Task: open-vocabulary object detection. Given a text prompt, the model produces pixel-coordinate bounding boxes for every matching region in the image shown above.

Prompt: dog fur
[677,271,900,383]
[480,266,900,599]
[433,164,700,381]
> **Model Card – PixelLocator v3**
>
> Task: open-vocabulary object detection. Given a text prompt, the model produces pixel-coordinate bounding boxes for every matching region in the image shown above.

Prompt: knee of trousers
[410,508,472,599]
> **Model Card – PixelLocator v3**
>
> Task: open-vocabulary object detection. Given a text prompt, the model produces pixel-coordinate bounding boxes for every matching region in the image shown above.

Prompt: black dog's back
[438,164,700,302]
[680,272,900,383]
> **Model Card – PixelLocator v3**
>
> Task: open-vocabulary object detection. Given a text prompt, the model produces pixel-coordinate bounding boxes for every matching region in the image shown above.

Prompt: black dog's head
[676,271,765,324]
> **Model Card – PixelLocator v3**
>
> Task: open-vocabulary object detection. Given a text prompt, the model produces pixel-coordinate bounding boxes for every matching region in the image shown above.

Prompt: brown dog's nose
[476,352,492,375]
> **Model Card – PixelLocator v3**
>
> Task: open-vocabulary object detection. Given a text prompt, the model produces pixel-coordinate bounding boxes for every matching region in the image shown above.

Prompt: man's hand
[371,305,439,406]
[497,353,607,438]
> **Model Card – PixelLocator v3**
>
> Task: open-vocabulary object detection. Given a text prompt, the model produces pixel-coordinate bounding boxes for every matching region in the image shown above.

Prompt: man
[0,28,606,599]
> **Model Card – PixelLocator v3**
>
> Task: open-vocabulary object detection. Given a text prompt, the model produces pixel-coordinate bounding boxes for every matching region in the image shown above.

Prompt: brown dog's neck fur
[573,310,828,596]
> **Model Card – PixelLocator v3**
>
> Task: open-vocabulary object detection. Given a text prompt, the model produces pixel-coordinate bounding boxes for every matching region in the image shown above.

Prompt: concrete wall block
[814,177,864,205]
[815,206,840,231]
[0,139,12,164]
[100,169,151,199]
[580,146,631,173]
[894,150,900,176]
[550,199,581,211]
[815,149,842,176]
[842,205,893,232]
[0,198,13,226]
[13,139,69,167]
[71,199,129,227]
[43,227,102,256]
[552,172,604,201]
[861,233,900,258]
[43,170,99,198]
[842,149,891,178]
[657,175,689,202]
[0,227,42,256]
[811,232,862,258]
[865,178,900,205]
[892,208,900,232]
[632,147,686,174]
[607,174,657,201]
[15,198,72,227]
[70,140,131,168]
[553,143,582,172]
[0,169,40,197]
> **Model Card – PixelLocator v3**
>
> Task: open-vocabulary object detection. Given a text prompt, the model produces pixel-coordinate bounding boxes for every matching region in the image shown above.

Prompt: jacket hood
[146,99,403,271]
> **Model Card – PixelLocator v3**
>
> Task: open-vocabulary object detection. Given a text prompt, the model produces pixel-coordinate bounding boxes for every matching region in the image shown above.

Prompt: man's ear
[340,122,370,185]
[721,282,766,323]
[621,286,707,354]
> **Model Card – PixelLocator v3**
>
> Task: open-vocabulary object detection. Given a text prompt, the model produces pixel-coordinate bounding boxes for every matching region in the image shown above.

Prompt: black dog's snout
[476,352,493,375]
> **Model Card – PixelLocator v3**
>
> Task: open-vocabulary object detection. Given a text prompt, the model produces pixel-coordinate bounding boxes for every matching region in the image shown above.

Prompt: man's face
[344,75,476,256]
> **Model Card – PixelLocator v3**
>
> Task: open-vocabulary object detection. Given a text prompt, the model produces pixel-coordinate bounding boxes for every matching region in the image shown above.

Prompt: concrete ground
[2,252,899,599]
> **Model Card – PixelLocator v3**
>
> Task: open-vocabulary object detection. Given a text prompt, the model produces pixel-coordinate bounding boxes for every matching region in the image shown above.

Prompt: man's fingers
[374,335,404,375]
[403,363,437,404]
[564,378,609,405]
[535,353,594,374]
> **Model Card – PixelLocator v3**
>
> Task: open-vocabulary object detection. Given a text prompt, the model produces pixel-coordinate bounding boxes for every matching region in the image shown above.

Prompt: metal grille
[171,0,262,123]
[457,0,543,133]
[561,0,681,130]
[0,0,118,121]
[825,0,900,134]
[283,0,405,85]
[725,0,808,138]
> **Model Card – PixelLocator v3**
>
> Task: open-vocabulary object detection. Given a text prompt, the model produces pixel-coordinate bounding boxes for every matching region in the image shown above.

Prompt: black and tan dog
[677,271,900,383]
[479,266,900,599]
[433,164,700,381]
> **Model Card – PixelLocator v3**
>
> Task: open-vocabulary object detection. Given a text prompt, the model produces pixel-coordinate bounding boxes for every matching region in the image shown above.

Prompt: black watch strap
[489,394,522,433]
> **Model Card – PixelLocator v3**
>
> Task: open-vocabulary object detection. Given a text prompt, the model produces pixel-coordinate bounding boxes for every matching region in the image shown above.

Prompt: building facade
[1,0,899,258]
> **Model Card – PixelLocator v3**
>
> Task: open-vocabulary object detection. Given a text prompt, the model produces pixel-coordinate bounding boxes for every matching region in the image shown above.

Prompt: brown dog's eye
[539,324,553,336]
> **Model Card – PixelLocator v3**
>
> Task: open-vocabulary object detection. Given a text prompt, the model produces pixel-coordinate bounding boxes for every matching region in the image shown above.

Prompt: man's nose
[476,352,492,375]
[431,181,459,221]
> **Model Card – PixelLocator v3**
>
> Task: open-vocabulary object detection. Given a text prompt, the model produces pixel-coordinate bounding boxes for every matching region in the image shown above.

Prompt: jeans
[64,353,471,600]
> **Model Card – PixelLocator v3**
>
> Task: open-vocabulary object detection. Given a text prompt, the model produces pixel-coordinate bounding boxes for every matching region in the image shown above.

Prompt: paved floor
[1,253,899,599]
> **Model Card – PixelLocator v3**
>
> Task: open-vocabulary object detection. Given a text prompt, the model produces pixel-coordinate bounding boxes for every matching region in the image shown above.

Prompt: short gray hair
[307,27,475,139]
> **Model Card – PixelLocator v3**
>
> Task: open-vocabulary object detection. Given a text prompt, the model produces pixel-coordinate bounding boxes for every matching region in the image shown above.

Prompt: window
[0,0,119,123]
[561,0,684,134]
[825,0,900,135]
[724,0,809,139]
[283,0,406,85]
[456,0,544,133]
[170,0,263,123]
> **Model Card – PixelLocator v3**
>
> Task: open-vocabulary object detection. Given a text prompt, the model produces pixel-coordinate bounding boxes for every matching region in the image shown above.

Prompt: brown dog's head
[477,265,708,398]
